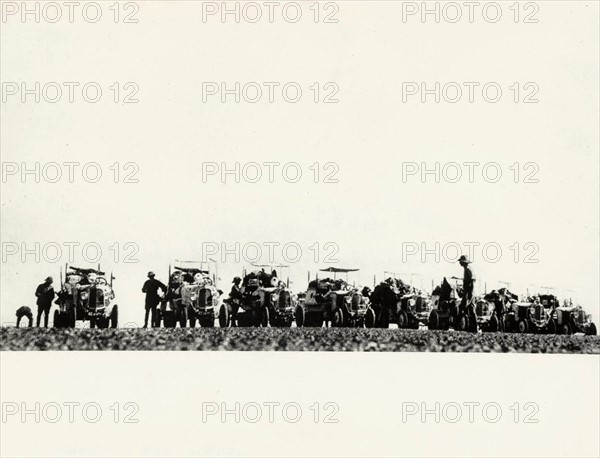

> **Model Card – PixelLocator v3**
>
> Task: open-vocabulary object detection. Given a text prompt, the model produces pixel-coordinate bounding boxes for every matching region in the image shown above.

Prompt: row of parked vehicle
[51,263,597,336]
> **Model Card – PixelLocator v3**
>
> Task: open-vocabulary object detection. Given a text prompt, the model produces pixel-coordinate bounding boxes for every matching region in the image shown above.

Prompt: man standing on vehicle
[458,255,475,312]
[142,271,167,328]
[35,276,55,327]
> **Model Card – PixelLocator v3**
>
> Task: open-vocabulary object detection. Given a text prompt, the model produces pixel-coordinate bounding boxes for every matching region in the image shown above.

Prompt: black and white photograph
[1,1,599,457]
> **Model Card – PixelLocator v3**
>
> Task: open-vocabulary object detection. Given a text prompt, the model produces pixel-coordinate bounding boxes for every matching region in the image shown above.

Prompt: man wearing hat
[16,306,33,328]
[458,255,476,311]
[229,276,244,326]
[142,271,167,328]
[35,276,55,327]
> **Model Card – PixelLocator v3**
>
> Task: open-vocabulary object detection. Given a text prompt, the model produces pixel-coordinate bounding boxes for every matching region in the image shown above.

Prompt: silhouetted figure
[35,277,55,327]
[16,306,33,328]
[458,255,475,311]
[142,271,166,328]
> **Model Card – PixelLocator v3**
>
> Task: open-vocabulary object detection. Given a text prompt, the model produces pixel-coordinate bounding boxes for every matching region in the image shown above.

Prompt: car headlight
[81,292,88,300]
[271,294,278,302]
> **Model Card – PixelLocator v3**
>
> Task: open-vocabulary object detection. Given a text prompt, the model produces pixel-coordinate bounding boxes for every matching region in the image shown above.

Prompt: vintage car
[295,268,369,328]
[53,264,118,328]
[552,300,597,335]
[369,276,431,329]
[159,262,220,327]
[476,288,519,332]
[427,277,477,332]
[218,268,277,327]
[504,294,557,334]
[255,264,295,327]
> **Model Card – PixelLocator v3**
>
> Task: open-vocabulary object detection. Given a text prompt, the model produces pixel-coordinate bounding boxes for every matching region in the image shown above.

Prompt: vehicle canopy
[170,259,217,286]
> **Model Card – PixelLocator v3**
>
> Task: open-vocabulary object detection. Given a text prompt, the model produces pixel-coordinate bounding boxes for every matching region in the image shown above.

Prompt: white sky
[1,2,598,326]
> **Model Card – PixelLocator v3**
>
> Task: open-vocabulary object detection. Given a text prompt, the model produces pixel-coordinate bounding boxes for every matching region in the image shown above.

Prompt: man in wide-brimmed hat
[458,255,475,311]
[142,271,166,328]
[228,276,244,326]
[35,276,55,327]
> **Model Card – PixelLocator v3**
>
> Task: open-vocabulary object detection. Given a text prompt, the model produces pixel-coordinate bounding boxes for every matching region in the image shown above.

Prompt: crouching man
[16,306,33,328]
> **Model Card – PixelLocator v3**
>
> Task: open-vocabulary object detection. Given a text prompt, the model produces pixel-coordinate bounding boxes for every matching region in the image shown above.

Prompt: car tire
[428,310,439,330]
[68,307,76,328]
[110,305,118,329]
[586,323,597,336]
[559,323,571,335]
[218,304,230,328]
[488,314,499,332]
[467,308,478,333]
[546,318,557,334]
[378,309,390,329]
[179,307,188,328]
[517,319,528,334]
[365,307,376,328]
[294,305,305,327]
[53,310,61,328]
[398,312,408,329]
[260,308,269,328]
[457,313,468,332]
[332,308,344,327]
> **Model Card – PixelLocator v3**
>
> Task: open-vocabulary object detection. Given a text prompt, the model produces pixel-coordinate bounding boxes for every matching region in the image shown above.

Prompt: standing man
[142,271,166,328]
[229,276,243,326]
[35,276,55,327]
[16,306,33,328]
[458,255,475,312]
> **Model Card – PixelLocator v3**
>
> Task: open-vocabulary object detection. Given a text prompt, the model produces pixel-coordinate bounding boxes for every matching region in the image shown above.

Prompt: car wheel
[488,314,499,332]
[179,307,188,328]
[398,312,408,329]
[97,317,109,329]
[68,307,76,328]
[378,309,390,328]
[586,323,597,336]
[517,319,528,334]
[294,305,305,327]
[457,314,468,332]
[559,323,571,335]
[206,316,216,328]
[53,310,61,328]
[546,318,557,334]
[260,308,269,327]
[467,309,478,333]
[428,310,439,330]
[89,318,96,329]
[332,308,344,327]
[364,307,376,328]
[218,304,230,328]
[110,305,118,328]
